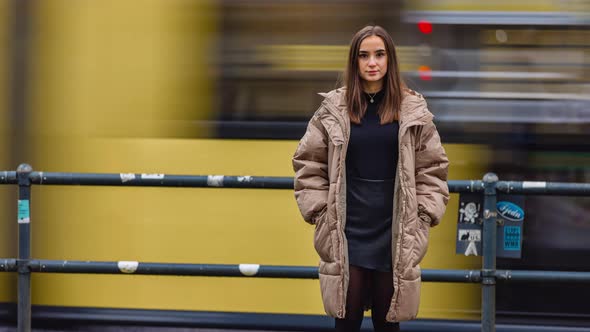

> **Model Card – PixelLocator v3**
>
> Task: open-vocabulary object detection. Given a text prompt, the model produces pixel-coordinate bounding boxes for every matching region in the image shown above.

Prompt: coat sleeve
[415,120,449,227]
[292,112,330,225]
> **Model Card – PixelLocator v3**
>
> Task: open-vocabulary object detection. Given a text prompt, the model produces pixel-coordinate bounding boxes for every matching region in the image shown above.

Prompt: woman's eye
[359,54,368,58]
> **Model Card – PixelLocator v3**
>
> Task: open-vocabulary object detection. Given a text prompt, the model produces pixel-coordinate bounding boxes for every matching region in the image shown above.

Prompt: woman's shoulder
[314,87,347,116]
[401,88,434,123]
[318,86,346,102]
[402,88,424,100]
[402,88,428,108]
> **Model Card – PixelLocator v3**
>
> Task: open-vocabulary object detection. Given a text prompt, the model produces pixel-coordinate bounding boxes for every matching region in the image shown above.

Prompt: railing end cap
[483,172,498,183]
[16,164,33,173]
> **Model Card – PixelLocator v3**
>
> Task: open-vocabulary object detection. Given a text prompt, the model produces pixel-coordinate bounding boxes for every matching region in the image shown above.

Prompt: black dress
[345,89,399,272]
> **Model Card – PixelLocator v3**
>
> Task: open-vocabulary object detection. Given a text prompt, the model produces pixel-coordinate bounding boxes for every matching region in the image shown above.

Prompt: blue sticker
[18,200,30,223]
[497,201,524,221]
[504,226,521,251]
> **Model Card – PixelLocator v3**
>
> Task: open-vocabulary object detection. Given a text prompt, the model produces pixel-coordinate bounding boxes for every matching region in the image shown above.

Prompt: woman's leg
[335,265,369,332]
[370,270,400,332]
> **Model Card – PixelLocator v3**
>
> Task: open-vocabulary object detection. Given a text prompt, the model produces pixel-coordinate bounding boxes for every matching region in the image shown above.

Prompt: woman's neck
[363,81,383,94]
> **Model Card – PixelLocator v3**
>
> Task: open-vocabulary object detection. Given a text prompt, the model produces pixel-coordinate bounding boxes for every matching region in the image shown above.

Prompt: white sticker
[120,173,136,183]
[522,181,546,189]
[238,264,260,276]
[141,174,164,180]
[237,176,252,183]
[459,202,480,224]
[118,261,139,273]
[458,229,481,242]
[207,175,224,187]
[464,241,478,256]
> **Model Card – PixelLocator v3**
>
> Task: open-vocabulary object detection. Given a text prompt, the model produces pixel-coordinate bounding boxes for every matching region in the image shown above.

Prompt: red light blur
[418,20,433,34]
[418,65,432,81]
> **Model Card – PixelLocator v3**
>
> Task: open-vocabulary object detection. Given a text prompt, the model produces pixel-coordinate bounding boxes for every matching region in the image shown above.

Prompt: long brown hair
[345,25,406,124]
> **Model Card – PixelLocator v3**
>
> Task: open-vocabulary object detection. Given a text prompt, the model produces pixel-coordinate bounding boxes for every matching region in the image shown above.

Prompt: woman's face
[357,35,388,88]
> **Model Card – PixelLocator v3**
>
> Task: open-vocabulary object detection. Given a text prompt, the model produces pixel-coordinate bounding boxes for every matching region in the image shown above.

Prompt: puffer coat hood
[293,87,449,322]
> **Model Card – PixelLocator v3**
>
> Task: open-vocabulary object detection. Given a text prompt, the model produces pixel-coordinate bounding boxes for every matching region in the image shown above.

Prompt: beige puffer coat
[292,87,449,322]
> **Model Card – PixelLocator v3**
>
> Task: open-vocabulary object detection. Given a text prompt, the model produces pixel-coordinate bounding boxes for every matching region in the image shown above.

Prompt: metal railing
[1,164,590,332]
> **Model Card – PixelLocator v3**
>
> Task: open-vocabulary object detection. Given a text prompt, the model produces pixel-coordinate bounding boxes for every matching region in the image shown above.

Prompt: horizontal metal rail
[3,171,590,196]
[1,259,475,281]
[2,259,590,284]
[0,171,16,184]
[3,260,317,279]
[31,172,294,189]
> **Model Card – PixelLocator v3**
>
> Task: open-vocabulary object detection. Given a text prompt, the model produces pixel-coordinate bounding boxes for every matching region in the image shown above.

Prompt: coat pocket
[314,209,334,263]
[412,217,430,266]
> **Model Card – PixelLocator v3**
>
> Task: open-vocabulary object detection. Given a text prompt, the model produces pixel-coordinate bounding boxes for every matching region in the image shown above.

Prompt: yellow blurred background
[1,0,589,326]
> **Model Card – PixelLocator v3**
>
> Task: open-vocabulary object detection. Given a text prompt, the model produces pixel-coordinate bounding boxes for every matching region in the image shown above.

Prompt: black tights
[334,265,400,332]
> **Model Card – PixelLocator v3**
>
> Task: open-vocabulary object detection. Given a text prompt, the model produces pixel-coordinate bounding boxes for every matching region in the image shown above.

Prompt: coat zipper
[389,113,428,320]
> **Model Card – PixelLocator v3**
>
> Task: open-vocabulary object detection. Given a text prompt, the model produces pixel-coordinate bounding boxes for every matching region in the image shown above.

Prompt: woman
[292,25,449,332]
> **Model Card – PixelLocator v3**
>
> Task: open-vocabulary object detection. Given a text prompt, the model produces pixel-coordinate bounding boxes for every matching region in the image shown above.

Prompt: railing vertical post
[481,173,498,332]
[16,164,32,332]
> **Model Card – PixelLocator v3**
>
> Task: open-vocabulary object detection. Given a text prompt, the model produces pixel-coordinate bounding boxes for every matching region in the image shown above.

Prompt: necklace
[367,91,378,103]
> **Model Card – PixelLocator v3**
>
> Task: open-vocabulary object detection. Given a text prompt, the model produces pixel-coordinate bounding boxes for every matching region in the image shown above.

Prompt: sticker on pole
[457,192,525,259]
[456,192,483,256]
[458,229,481,242]
[459,201,480,224]
[120,173,136,183]
[464,240,478,256]
[141,174,164,180]
[458,230,481,256]
[496,196,525,258]
[18,200,30,224]
[503,226,521,251]
[497,201,524,222]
